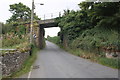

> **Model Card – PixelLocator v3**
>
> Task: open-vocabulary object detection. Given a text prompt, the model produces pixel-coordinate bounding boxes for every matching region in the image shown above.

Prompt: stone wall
[0,50,30,77]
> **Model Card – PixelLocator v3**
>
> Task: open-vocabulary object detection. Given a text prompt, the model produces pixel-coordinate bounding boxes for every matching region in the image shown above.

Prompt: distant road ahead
[21,41,118,78]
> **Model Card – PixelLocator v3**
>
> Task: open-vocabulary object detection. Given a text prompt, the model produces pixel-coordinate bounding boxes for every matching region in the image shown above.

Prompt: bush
[98,58,120,69]
[2,33,29,48]
[69,26,120,55]
[47,36,60,45]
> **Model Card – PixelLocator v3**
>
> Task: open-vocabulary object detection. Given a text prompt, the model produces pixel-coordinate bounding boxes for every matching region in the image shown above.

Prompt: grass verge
[97,57,120,69]
[64,47,120,69]
[7,47,39,78]
[47,37,120,69]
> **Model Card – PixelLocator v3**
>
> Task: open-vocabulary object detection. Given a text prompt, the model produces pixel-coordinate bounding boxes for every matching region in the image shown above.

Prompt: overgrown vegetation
[54,1,120,69]
[1,2,40,77]
[47,36,60,45]
[1,2,40,49]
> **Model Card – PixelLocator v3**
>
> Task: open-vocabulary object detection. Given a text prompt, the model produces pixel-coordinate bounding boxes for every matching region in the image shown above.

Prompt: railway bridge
[34,19,58,49]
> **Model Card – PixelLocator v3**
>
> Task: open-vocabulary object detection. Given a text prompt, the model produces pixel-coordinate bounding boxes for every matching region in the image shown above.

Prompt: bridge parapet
[38,19,55,24]
[38,18,58,28]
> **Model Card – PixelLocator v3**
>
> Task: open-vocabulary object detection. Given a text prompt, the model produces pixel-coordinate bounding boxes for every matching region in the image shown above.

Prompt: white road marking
[27,66,33,80]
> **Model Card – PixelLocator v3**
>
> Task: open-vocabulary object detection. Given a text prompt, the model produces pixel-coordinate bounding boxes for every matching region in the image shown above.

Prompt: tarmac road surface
[21,41,118,78]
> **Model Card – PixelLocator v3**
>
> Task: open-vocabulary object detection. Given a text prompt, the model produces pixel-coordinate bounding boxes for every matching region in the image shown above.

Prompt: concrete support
[36,27,39,47]
[38,27,44,49]
[63,34,68,48]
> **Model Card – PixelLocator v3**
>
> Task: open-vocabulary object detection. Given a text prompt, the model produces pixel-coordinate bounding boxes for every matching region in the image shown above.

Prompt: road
[21,41,118,78]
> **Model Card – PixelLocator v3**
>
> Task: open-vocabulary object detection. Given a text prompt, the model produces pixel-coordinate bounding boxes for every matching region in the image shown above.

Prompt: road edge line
[27,66,33,80]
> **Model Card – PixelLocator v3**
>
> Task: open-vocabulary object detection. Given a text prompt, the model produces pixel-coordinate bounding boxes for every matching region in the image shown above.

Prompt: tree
[0,22,3,34]
[56,1,120,53]
[7,2,40,23]
[78,2,94,10]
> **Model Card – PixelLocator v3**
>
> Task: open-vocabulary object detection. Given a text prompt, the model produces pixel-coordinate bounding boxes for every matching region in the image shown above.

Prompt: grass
[2,34,29,49]
[5,46,39,78]
[97,57,120,69]
[47,36,60,45]
[47,36,120,69]
[1,42,30,55]
[2,41,29,49]
[65,48,120,69]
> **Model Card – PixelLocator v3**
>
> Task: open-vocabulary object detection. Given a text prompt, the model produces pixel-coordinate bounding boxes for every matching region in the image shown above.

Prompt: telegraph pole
[30,0,34,44]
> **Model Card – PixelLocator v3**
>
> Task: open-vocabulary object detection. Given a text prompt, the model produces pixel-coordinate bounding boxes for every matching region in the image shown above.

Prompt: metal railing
[38,11,64,20]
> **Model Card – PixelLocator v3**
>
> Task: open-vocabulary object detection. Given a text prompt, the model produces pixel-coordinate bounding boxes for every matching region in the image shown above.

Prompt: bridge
[38,19,58,28]
[34,18,58,49]
[27,11,64,49]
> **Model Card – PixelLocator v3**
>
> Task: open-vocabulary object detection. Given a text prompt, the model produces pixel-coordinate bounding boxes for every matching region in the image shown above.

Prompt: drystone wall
[0,50,30,77]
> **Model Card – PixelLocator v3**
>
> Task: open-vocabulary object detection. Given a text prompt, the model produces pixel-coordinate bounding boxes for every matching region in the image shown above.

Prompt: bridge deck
[38,19,58,28]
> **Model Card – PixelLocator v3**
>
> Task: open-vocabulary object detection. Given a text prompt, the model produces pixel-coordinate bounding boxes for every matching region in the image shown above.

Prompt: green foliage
[92,2,120,17]
[1,3,34,50]
[0,22,3,34]
[98,58,120,69]
[2,22,29,48]
[51,2,120,69]
[96,16,120,30]
[55,2,120,69]
[7,2,31,23]
[7,2,40,23]
[2,23,14,34]
[17,25,26,36]
[2,22,27,35]
[2,33,29,48]
[70,27,120,55]
[56,10,91,41]
[56,2,120,53]
[47,36,60,45]
[78,2,94,10]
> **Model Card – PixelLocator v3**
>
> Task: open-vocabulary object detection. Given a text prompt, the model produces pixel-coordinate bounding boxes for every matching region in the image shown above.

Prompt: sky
[0,0,85,37]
